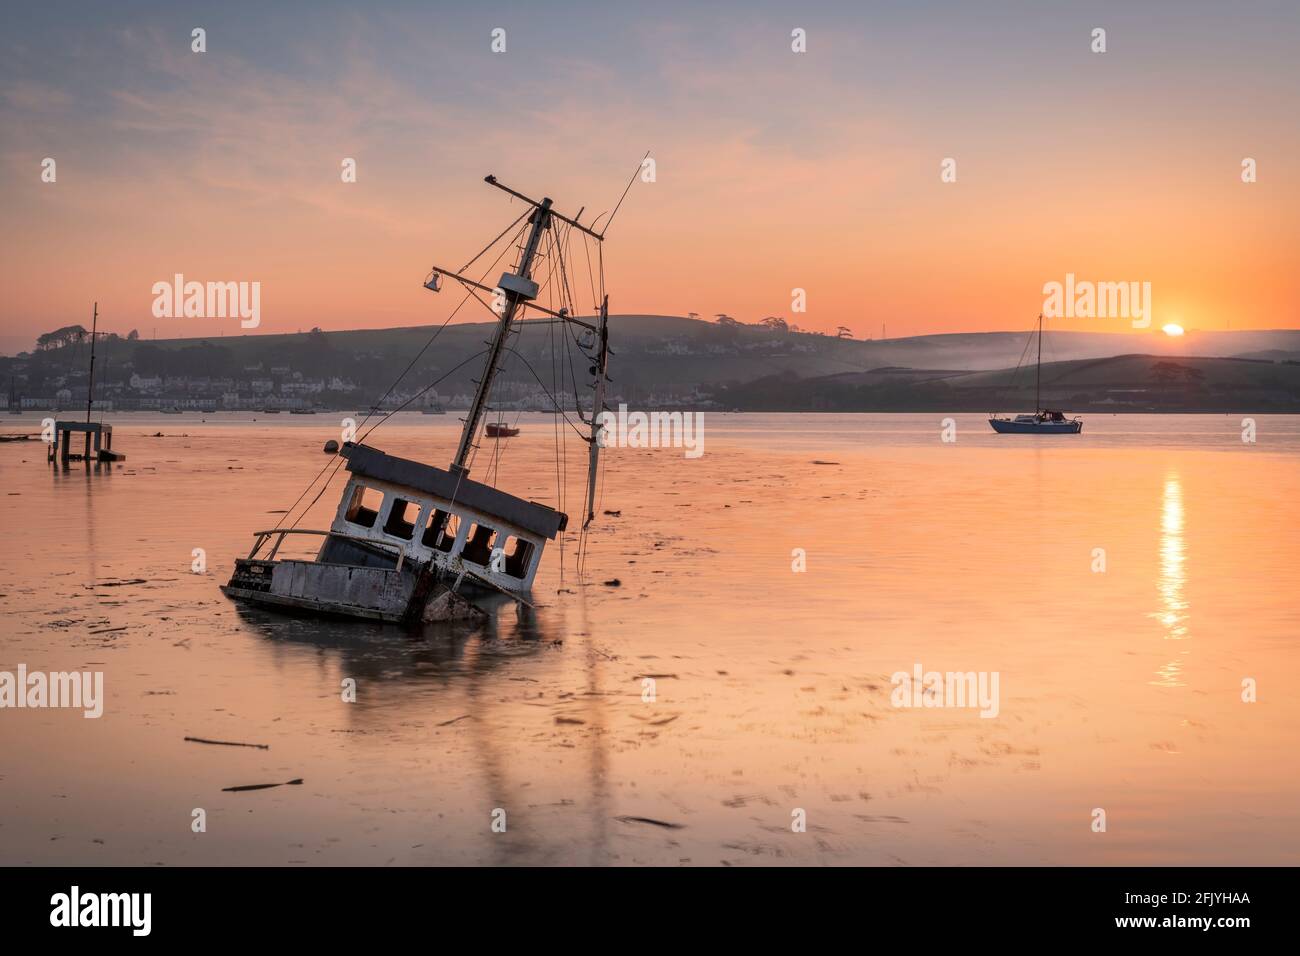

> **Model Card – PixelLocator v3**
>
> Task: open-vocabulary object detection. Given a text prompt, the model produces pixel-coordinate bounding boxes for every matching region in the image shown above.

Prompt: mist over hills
[718,353,1300,413]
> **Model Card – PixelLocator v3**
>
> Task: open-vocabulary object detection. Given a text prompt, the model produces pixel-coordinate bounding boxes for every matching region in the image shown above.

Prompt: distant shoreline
[5,317,1297,416]
[4,407,1298,418]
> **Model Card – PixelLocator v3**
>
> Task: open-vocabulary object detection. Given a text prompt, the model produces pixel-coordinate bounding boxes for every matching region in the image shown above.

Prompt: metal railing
[246,528,407,572]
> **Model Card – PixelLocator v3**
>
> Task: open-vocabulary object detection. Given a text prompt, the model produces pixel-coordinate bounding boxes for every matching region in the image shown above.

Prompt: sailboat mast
[451,199,553,474]
[81,303,98,460]
[85,300,98,424]
[86,301,98,425]
[1035,312,1042,412]
[584,295,610,529]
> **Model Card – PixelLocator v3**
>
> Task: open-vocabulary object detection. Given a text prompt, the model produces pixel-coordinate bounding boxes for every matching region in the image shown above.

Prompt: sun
[1162,323,1185,337]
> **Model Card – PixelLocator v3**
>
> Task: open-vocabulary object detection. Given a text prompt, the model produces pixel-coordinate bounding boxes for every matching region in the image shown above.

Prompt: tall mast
[86,302,98,424]
[451,198,553,474]
[584,295,610,528]
[1035,312,1042,412]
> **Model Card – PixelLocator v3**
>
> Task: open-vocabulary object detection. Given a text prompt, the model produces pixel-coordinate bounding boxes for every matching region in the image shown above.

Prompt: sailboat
[221,174,618,624]
[988,314,1082,434]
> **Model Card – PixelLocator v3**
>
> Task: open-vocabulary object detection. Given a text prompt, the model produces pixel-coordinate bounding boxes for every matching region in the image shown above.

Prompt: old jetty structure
[49,302,126,463]
[222,172,631,623]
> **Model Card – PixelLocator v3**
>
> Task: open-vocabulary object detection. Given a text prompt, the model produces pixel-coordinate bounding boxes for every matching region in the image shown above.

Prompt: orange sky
[2,2,1297,353]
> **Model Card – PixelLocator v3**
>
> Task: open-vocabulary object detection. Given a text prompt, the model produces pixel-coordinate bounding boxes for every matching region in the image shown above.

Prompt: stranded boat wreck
[222,174,621,624]
[222,441,568,622]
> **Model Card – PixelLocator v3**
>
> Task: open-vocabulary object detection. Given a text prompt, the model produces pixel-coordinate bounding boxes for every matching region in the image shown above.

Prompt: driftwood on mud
[222,778,303,793]
[615,816,684,829]
[184,736,270,750]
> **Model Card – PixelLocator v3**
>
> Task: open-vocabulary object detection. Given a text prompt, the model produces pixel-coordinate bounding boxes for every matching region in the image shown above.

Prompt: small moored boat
[988,314,1082,435]
[989,410,1082,434]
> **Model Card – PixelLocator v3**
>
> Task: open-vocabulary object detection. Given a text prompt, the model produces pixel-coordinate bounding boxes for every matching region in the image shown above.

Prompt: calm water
[1,413,1297,865]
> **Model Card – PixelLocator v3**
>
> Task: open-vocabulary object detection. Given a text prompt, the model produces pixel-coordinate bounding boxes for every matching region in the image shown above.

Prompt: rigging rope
[999,318,1038,412]
[282,350,489,533]
[265,170,626,589]
[271,216,530,533]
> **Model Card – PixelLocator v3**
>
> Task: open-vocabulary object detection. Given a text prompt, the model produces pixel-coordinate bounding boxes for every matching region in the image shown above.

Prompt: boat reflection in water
[229,593,616,865]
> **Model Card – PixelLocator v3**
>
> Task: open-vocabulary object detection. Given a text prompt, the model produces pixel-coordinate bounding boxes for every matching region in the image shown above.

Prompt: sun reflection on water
[1152,475,1189,686]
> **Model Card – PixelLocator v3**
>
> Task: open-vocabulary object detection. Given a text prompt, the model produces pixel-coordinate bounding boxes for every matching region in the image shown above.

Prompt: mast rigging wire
[271,216,530,533]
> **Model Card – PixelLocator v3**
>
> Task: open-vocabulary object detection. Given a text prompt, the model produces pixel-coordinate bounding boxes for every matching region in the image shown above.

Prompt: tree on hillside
[687,312,700,322]
[1151,361,1184,384]
[759,316,789,333]
[836,326,853,339]
[127,329,140,340]
[715,314,738,326]
[36,325,89,351]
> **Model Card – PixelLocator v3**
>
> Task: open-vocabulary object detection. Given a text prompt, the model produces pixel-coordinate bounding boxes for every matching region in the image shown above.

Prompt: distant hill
[131,315,1300,367]
[5,315,1300,412]
[715,353,1300,412]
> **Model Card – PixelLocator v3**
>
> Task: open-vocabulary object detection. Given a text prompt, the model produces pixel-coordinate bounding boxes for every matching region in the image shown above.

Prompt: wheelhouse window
[461,522,497,565]
[501,535,534,579]
[422,509,460,553]
[383,497,418,540]
[344,484,383,528]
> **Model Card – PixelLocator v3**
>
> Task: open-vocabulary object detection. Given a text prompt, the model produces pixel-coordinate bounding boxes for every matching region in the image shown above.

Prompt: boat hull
[988,418,1082,434]
[222,556,417,622]
[221,549,517,625]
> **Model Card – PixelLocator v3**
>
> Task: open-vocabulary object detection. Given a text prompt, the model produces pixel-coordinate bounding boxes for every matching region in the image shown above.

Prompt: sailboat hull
[989,418,1082,434]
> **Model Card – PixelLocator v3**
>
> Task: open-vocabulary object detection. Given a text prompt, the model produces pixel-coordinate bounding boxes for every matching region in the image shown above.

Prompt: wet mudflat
[1,412,1298,865]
